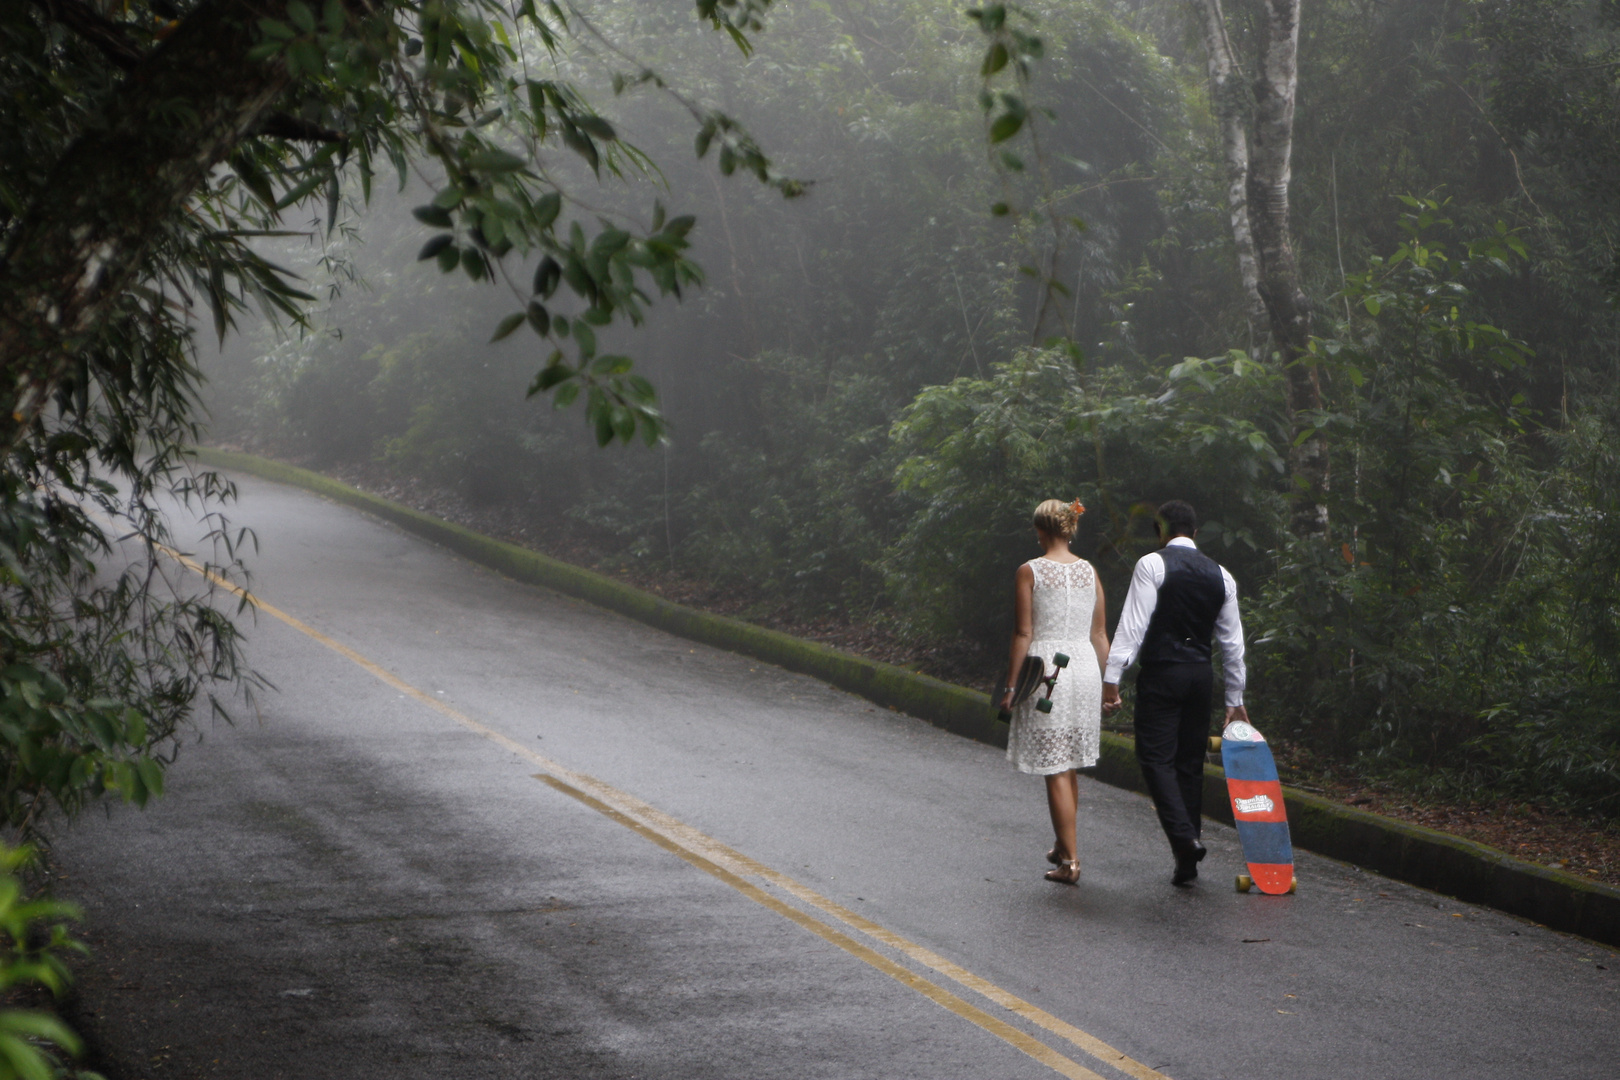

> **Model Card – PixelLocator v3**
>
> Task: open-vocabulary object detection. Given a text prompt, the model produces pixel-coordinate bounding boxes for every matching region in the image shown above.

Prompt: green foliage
[215,0,1620,817]
[0,846,99,1080]
[1252,208,1620,812]
[970,4,1044,147]
[223,0,804,446]
[1,0,814,834]
[225,0,1185,596]
[0,0,266,828]
[672,353,897,610]
[886,341,1285,645]
[0,286,256,834]
[1257,210,1538,713]
[886,204,1618,811]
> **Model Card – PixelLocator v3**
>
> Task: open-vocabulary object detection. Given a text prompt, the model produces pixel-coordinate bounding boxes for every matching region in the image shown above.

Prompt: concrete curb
[195,447,1620,948]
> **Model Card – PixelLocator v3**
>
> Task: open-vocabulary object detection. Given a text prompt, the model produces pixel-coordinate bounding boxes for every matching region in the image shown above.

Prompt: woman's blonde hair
[1032,498,1083,539]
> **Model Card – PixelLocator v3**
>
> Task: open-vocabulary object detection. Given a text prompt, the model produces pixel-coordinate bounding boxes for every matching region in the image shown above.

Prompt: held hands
[1223,704,1249,728]
[1101,683,1122,716]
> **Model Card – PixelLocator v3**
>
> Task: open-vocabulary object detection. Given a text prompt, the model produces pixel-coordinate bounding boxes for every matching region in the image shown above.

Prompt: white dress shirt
[1104,536,1247,707]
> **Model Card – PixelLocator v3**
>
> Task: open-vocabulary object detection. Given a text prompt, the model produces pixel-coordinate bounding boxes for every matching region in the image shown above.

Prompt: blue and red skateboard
[1220,721,1297,895]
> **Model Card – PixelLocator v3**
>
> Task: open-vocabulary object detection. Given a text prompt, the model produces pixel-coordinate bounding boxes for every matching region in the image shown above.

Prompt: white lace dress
[1007,558,1102,774]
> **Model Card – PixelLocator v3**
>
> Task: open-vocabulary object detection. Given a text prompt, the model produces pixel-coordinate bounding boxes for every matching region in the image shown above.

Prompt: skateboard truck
[1034,652,1070,713]
[1237,872,1297,894]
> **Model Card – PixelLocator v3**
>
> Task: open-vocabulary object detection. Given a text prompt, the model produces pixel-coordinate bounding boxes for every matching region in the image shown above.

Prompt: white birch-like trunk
[1247,0,1328,538]
[1195,0,1327,537]
[1194,0,1268,353]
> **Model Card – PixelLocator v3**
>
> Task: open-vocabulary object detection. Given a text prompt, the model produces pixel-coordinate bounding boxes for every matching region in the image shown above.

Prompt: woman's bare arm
[1000,562,1035,710]
[1090,573,1110,678]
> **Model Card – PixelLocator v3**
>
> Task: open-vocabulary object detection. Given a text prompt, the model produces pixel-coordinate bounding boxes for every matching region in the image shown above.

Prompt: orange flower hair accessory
[1071,499,1086,517]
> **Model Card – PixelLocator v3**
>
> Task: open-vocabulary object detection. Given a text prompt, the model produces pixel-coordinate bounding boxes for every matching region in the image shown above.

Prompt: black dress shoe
[1171,840,1207,886]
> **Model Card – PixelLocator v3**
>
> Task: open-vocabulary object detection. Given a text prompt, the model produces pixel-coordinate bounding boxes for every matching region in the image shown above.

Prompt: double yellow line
[168,547,1169,1080]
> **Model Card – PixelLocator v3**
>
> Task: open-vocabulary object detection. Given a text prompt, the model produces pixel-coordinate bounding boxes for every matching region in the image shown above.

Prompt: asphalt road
[48,474,1617,1080]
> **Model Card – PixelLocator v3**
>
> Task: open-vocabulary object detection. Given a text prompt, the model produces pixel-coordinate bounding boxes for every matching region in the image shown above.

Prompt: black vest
[1139,544,1226,665]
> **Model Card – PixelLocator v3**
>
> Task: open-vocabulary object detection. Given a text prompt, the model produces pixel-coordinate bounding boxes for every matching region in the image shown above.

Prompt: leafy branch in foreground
[237,0,805,446]
[965,5,1083,337]
[0,845,100,1080]
[0,0,796,834]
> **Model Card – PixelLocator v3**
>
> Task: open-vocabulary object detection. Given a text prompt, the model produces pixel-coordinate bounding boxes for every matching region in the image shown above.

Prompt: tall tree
[1194,0,1327,537]
[1193,0,1267,351]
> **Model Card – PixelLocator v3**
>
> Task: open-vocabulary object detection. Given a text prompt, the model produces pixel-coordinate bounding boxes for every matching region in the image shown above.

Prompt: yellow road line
[166,547,1168,1080]
[565,789,1166,1080]
[533,773,1106,1080]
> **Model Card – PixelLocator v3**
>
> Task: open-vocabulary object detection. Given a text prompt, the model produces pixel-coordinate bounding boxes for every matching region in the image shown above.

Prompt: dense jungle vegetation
[202,0,1620,819]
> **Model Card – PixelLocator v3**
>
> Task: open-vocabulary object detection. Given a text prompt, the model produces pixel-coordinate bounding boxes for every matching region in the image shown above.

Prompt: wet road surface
[49,474,1618,1079]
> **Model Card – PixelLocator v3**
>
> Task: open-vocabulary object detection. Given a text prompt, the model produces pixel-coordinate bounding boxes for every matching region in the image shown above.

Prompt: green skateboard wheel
[1053,652,1070,668]
[1035,698,1053,713]
[1236,874,1253,892]
[1289,876,1298,894]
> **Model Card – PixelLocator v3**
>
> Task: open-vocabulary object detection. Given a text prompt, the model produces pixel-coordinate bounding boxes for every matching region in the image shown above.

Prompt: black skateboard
[997,652,1069,721]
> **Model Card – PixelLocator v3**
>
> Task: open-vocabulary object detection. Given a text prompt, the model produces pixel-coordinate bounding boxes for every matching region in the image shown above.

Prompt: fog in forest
[201,0,1620,818]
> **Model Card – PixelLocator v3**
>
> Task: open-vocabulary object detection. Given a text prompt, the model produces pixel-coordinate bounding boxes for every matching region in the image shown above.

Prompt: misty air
[1,0,1616,1076]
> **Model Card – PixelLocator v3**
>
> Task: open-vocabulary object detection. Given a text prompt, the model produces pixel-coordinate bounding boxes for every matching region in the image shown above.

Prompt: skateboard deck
[1220,720,1296,895]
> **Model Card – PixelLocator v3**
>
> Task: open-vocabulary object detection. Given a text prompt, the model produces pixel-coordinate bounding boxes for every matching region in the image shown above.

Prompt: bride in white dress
[997,499,1109,884]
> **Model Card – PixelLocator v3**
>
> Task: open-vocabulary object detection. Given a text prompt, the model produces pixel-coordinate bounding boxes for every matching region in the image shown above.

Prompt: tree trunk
[1247,0,1327,538]
[1193,0,1268,354]
[1196,0,1327,537]
[0,0,294,449]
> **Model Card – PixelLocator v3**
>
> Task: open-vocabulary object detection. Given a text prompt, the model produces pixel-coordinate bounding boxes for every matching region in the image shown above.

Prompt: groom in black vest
[1102,500,1248,885]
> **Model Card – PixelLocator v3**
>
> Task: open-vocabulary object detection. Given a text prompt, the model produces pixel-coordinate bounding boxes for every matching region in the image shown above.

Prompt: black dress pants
[1134,661,1214,851]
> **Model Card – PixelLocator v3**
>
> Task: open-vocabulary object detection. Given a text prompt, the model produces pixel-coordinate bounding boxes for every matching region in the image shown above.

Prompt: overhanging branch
[258,114,347,143]
[0,0,299,446]
[32,0,146,70]
[31,0,340,143]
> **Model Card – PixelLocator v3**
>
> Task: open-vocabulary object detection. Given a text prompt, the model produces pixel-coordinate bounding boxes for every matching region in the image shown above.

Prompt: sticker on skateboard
[1221,720,1297,895]
[997,652,1069,722]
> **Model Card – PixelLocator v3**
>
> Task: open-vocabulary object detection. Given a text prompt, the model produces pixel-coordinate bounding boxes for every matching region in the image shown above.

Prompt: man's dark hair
[1157,500,1198,538]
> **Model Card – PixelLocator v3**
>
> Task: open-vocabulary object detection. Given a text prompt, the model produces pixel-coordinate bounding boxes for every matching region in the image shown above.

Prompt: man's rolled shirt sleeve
[1215,567,1246,707]
[1103,553,1163,685]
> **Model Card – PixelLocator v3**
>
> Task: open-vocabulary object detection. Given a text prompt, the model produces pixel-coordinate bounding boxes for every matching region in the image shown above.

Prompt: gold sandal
[1045,858,1080,885]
